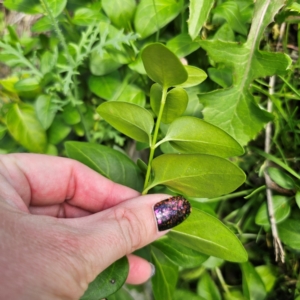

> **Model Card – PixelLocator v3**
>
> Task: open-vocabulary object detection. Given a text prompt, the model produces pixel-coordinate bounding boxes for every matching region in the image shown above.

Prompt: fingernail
[149,262,156,277]
[153,196,191,231]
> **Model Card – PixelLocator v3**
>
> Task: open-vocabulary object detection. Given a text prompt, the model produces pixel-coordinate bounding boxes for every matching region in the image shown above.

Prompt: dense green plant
[1,0,300,299]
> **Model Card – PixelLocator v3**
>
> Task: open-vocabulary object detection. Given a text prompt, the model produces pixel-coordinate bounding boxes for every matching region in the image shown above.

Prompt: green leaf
[14,77,41,98]
[6,103,47,153]
[255,265,277,293]
[169,208,248,262]
[161,116,244,157]
[65,142,143,191]
[202,256,224,269]
[147,154,245,197]
[4,0,41,14]
[151,246,178,300]
[80,256,128,300]
[62,103,81,125]
[134,0,184,39]
[207,67,233,88]
[45,0,67,17]
[35,95,57,130]
[107,287,134,300]
[166,33,201,58]
[31,16,53,32]
[90,51,122,76]
[152,236,208,267]
[241,262,267,300]
[286,2,300,13]
[296,191,300,209]
[197,272,221,300]
[213,23,235,42]
[176,66,207,88]
[47,116,71,145]
[174,289,206,300]
[0,125,7,140]
[72,8,105,26]
[150,84,188,124]
[278,219,300,250]
[213,1,248,35]
[40,50,57,74]
[102,0,135,29]
[253,147,300,180]
[255,195,290,226]
[267,167,295,190]
[97,101,154,144]
[184,86,203,118]
[141,43,188,87]
[188,0,214,40]
[88,74,145,106]
[45,144,58,156]
[199,0,292,145]
[0,76,19,93]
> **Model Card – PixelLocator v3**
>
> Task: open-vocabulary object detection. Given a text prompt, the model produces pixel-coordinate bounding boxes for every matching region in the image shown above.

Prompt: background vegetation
[1,0,300,299]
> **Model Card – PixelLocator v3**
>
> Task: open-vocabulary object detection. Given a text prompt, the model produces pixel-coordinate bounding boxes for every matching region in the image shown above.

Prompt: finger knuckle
[113,207,144,254]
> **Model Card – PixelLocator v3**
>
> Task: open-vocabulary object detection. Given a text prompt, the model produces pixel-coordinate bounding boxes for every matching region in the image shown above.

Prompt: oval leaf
[278,219,300,250]
[146,154,246,197]
[89,74,145,106]
[14,77,41,98]
[151,246,178,300]
[150,84,188,124]
[255,195,291,226]
[176,66,207,88]
[46,0,67,17]
[166,33,201,58]
[90,50,122,76]
[134,0,184,39]
[80,256,128,300]
[142,43,188,87]
[35,94,57,130]
[65,141,143,191]
[6,103,47,153]
[197,271,221,300]
[241,262,267,300]
[188,0,214,40]
[152,236,208,268]
[97,101,154,144]
[162,116,244,157]
[169,208,248,262]
[267,167,295,190]
[48,115,71,145]
[102,0,135,29]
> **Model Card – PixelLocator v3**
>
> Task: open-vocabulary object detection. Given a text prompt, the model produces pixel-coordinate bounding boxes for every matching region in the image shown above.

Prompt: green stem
[40,0,80,107]
[40,0,72,64]
[215,268,231,296]
[142,86,168,194]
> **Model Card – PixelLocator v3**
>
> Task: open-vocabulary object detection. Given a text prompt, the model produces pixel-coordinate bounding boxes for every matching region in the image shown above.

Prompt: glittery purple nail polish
[153,196,191,231]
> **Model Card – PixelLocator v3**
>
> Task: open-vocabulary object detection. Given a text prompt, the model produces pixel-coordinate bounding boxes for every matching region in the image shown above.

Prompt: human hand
[0,154,190,299]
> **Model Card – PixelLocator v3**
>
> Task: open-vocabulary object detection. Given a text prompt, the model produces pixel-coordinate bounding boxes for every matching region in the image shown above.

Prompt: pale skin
[0,153,169,299]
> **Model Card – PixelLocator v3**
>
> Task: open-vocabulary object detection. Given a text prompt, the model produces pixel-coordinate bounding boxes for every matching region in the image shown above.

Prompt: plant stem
[142,86,168,194]
[40,0,72,64]
[215,268,231,296]
[264,22,286,263]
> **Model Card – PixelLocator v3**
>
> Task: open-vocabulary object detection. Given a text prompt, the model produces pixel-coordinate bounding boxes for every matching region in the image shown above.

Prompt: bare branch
[264,23,286,263]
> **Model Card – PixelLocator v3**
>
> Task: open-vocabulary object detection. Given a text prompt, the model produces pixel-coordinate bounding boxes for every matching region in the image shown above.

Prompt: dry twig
[264,23,286,263]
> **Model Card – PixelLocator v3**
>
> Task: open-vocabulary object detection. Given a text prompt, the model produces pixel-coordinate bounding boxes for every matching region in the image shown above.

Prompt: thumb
[76,194,191,277]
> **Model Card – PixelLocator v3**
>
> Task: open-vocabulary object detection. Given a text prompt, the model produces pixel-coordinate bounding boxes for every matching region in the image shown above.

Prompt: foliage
[1,0,300,299]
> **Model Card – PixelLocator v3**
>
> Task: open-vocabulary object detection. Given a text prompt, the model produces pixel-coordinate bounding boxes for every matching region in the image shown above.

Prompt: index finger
[0,153,140,212]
